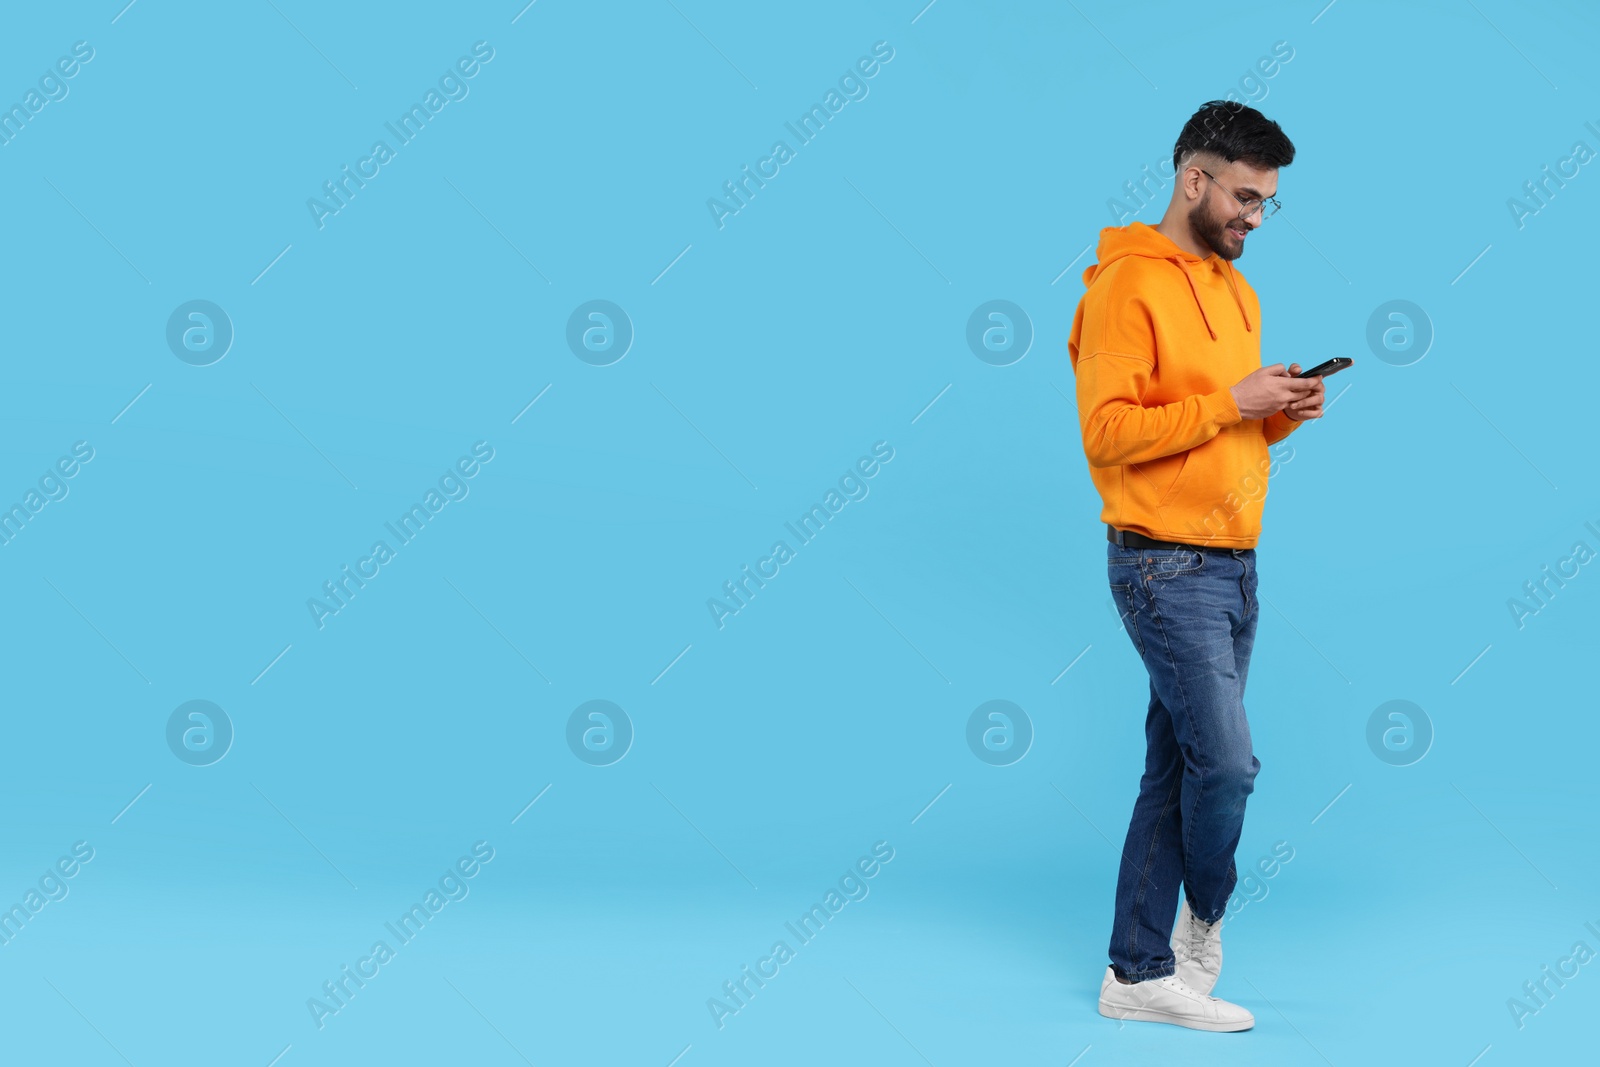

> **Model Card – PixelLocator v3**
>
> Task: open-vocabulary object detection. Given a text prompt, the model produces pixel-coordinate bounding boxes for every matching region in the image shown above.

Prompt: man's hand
[1280,363,1326,421]
[1230,364,1318,420]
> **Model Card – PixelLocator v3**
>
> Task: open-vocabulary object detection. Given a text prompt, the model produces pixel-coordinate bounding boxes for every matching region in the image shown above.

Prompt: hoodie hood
[1080,221,1252,341]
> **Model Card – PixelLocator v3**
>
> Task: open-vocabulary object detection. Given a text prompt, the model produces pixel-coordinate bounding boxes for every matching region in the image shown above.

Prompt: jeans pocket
[1145,550,1205,580]
[1109,582,1143,655]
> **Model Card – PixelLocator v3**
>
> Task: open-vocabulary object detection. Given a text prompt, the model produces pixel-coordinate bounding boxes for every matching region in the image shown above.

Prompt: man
[1066,100,1327,1032]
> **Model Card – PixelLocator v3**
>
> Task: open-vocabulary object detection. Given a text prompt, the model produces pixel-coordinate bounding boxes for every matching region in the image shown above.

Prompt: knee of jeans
[1214,754,1260,798]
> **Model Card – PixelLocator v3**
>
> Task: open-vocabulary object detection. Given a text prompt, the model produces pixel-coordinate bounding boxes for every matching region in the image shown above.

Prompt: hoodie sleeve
[1072,270,1242,468]
[1076,352,1242,467]
[1263,409,1304,445]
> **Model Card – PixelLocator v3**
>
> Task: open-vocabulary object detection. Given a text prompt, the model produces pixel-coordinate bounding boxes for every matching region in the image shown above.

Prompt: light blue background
[1,1,1595,1064]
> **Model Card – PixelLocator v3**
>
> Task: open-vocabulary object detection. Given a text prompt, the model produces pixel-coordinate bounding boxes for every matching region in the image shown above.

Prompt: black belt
[1107,525,1221,552]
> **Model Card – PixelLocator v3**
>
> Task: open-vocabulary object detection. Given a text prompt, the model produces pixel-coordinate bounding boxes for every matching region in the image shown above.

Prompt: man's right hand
[1230,364,1318,420]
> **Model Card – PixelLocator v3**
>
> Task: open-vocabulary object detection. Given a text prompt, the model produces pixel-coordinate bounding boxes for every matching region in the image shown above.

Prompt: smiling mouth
[1228,226,1247,240]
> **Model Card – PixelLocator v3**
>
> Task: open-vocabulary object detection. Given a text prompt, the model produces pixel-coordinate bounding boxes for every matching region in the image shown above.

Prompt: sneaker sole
[1098,1000,1253,1032]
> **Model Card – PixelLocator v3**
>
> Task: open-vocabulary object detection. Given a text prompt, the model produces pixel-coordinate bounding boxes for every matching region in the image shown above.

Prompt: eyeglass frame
[1198,167,1281,222]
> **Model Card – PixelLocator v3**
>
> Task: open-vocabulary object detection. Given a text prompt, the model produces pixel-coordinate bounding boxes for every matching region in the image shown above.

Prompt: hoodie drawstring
[1172,257,1253,340]
[1174,258,1217,341]
[1223,260,1253,334]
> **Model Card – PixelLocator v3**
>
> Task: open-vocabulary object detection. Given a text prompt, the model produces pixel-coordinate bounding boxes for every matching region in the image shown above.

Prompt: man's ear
[1177,162,1206,202]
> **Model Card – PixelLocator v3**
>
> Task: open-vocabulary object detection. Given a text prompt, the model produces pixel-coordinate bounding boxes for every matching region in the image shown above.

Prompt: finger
[1263,363,1290,376]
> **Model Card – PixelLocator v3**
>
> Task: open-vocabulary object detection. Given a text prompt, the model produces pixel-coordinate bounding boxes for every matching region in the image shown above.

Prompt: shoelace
[1157,973,1219,1003]
[1180,914,1220,962]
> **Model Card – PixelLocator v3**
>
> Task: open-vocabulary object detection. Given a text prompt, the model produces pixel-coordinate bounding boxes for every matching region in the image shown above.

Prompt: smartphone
[1296,357,1352,378]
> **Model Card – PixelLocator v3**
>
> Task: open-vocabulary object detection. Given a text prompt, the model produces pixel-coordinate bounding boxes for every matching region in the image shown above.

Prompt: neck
[1153,210,1212,259]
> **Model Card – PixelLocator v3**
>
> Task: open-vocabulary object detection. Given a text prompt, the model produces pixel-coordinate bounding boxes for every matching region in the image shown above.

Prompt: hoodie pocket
[1155,450,1193,510]
[1161,430,1270,539]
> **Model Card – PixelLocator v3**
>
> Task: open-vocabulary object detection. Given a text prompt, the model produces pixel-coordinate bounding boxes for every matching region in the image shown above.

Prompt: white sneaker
[1097,966,1254,1032]
[1172,897,1224,994]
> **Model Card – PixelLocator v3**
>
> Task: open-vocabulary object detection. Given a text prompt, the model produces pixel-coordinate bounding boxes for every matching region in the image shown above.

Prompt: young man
[1067,100,1327,1032]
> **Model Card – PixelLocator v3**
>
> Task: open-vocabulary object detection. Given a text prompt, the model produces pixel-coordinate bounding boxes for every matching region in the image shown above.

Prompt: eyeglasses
[1200,168,1281,221]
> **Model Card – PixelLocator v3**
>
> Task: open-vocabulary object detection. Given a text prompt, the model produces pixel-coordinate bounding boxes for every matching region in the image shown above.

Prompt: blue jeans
[1105,540,1260,982]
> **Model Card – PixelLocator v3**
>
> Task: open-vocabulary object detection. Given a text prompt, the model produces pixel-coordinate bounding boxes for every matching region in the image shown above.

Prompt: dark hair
[1172,100,1295,173]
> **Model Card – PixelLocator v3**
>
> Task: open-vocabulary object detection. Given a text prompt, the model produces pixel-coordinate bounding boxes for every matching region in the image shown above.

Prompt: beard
[1190,202,1247,261]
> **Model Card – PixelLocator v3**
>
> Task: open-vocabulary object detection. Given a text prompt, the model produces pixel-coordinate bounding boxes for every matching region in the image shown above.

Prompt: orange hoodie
[1067,221,1302,549]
